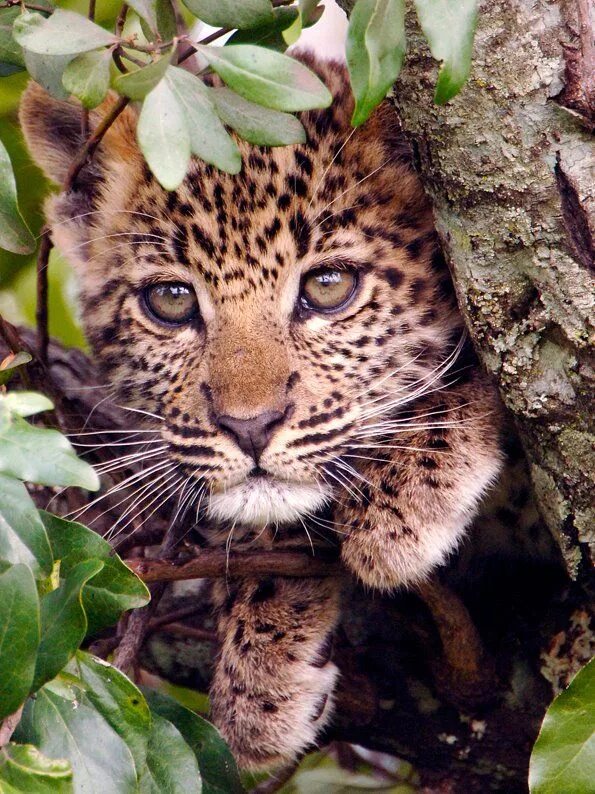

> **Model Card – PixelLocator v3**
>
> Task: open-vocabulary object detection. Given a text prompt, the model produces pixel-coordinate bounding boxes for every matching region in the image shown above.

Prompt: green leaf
[529,658,595,794]
[0,744,72,794]
[181,0,273,30]
[0,474,53,577]
[24,51,74,101]
[144,689,243,794]
[165,67,241,174]
[346,0,405,126]
[0,137,35,255]
[0,7,25,68]
[413,0,477,104]
[136,0,177,40]
[155,0,177,40]
[140,714,202,794]
[2,391,53,418]
[33,559,104,690]
[227,7,299,52]
[0,353,32,387]
[13,10,116,56]
[16,685,138,794]
[0,565,40,720]
[127,0,158,32]
[68,652,151,772]
[196,44,332,112]
[300,0,325,28]
[138,77,191,191]
[42,510,149,635]
[0,408,99,491]
[211,86,306,146]
[114,51,172,101]
[63,51,111,109]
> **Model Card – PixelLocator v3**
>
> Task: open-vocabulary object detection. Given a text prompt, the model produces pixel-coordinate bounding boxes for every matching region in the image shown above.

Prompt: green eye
[300,267,358,312]
[143,283,198,326]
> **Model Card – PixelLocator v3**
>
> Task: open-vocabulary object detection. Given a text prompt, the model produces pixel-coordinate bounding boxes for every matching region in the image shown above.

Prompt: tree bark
[340,0,594,578]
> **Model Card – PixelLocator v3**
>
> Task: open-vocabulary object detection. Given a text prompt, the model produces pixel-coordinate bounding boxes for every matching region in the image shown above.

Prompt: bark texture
[346,0,594,578]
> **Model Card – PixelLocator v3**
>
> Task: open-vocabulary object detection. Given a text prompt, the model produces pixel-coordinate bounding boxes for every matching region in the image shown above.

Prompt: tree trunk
[339,0,594,578]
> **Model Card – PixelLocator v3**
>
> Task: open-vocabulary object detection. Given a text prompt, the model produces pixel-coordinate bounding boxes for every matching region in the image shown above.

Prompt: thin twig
[177,28,231,66]
[112,597,159,673]
[122,36,180,53]
[115,3,128,36]
[0,314,29,355]
[64,96,130,190]
[126,549,341,582]
[416,579,496,707]
[114,517,194,670]
[156,623,218,643]
[35,230,52,367]
[147,604,207,633]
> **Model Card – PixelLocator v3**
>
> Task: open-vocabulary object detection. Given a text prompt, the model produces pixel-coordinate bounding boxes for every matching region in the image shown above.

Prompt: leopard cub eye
[142,283,198,326]
[300,266,358,313]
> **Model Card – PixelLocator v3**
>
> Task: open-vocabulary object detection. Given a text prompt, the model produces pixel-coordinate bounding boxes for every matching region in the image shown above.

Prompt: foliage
[0,0,479,262]
[0,384,243,792]
[346,0,477,124]
[529,658,595,794]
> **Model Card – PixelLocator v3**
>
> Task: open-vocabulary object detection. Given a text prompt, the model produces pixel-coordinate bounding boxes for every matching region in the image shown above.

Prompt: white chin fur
[207,479,331,525]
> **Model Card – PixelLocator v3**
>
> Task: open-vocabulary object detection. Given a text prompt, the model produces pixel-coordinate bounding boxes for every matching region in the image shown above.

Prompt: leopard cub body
[21,55,503,770]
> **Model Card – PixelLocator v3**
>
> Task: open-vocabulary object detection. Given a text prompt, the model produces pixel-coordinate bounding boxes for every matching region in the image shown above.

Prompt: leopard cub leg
[210,575,342,771]
[338,373,504,591]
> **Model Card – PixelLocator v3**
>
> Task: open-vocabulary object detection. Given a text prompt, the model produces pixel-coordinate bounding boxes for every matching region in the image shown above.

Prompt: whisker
[68,460,170,519]
[107,470,185,540]
[87,465,175,528]
[114,404,165,422]
[41,208,185,240]
[311,160,389,225]
[297,515,315,555]
[94,447,168,475]
[307,126,357,213]
[73,439,164,449]
[63,231,175,256]
[68,429,161,437]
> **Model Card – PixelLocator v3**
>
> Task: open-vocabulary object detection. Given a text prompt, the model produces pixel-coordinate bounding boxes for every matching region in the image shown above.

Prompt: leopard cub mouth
[206,471,331,526]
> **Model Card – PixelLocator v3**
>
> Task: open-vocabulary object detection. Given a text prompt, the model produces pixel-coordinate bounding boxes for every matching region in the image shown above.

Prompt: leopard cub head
[21,55,459,530]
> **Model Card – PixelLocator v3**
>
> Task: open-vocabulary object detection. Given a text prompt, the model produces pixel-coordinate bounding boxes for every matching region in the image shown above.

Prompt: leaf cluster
[0,380,243,792]
[1,0,480,254]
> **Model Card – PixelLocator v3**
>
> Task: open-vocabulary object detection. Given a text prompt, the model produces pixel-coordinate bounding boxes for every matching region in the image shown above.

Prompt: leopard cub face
[21,56,460,530]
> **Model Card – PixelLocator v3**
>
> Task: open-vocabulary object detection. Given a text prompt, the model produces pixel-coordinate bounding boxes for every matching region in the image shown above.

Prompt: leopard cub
[21,53,503,770]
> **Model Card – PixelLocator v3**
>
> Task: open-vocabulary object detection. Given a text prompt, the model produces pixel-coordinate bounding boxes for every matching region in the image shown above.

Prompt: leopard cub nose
[216,410,285,462]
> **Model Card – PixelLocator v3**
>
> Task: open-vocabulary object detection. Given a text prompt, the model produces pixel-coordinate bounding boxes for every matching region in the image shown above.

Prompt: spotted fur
[21,54,504,770]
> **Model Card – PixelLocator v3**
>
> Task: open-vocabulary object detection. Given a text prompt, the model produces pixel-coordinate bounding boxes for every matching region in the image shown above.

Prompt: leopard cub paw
[210,576,341,771]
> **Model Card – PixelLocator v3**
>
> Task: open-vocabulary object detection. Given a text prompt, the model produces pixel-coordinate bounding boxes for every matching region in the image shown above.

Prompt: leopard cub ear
[19,81,139,188]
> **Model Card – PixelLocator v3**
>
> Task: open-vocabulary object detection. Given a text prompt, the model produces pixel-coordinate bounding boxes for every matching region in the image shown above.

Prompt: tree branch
[125,549,341,582]
[63,96,131,191]
[35,229,51,367]
[416,579,496,709]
